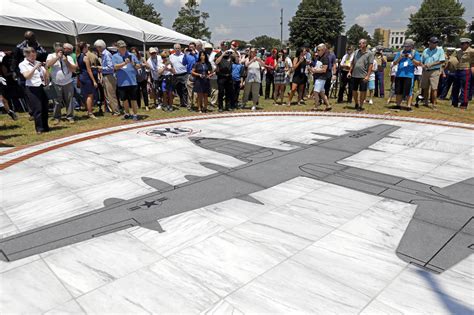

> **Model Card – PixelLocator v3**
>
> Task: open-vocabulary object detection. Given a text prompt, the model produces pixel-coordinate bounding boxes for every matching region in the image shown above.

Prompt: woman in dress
[273,50,289,105]
[77,42,97,119]
[287,48,307,107]
[192,51,213,113]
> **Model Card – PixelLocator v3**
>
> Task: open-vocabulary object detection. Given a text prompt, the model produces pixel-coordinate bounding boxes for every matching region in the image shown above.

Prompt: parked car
[382,48,396,61]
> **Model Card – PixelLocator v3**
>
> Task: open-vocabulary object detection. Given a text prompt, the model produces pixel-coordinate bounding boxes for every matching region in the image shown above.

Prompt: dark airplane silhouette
[0,124,472,273]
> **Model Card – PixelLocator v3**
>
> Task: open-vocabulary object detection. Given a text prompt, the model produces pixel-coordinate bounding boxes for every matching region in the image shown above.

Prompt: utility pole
[280,8,284,49]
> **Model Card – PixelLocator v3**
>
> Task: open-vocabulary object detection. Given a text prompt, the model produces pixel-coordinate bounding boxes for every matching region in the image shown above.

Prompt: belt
[175,73,187,76]
[103,73,114,76]
[425,68,440,71]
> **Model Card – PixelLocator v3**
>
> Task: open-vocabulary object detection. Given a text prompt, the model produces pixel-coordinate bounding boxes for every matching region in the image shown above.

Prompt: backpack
[217,57,232,76]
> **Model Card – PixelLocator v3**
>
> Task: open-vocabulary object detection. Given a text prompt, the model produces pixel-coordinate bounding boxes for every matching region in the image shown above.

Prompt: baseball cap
[429,37,439,43]
[460,38,472,44]
[231,41,239,47]
[116,40,127,48]
[220,41,230,47]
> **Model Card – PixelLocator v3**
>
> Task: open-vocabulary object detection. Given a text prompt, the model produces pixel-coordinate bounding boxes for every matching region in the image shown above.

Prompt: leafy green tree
[289,0,345,48]
[406,0,466,45]
[372,29,384,46]
[346,24,371,46]
[249,35,281,51]
[173,0,211,41]
[124,0,162,25]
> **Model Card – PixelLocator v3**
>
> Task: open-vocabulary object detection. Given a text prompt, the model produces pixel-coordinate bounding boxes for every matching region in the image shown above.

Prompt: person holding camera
[215,41,236,111]
[420,37,445,109]
[19,47,50,134]
[46,42,78,124]
[242,48,265,111]
[392,39,422,111]
[112,40,140,120]
[158,51,176,112]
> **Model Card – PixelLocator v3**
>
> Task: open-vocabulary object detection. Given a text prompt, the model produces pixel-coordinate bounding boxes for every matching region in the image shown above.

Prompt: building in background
[389,30,407,49]
[374,28,391,47]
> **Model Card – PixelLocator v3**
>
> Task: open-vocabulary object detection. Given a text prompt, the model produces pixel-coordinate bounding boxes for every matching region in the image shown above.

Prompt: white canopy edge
[0,0,197,45]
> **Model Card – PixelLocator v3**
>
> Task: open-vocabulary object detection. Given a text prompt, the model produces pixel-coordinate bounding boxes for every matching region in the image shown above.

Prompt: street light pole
[280,8,284,49]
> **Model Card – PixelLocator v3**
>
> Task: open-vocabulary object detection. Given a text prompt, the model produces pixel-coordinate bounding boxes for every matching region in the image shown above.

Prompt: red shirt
[265,56,275,73]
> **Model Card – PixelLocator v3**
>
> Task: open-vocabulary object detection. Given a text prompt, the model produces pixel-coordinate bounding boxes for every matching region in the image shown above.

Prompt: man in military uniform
[374,46,387,98]
[439,47,457,100]
[452,38,474,109]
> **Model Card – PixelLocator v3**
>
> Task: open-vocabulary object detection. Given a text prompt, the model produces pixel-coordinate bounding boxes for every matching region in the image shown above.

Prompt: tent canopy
[0,0,196,47]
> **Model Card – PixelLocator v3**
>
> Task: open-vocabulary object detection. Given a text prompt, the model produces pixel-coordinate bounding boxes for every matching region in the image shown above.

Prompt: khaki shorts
[421,69,440,90]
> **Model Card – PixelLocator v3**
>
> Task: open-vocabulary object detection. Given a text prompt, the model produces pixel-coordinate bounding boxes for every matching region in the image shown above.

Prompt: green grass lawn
[1,88,473,149]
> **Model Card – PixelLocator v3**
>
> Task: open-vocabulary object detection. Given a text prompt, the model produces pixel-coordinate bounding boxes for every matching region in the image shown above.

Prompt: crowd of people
[0,31,473,134]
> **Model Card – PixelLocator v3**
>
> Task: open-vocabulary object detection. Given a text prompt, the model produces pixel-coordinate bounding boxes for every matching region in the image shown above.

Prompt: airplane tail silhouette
[397,178,474,273]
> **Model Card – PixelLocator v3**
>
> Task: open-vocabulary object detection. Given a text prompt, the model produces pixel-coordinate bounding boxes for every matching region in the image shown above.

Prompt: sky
[103,0,474,43]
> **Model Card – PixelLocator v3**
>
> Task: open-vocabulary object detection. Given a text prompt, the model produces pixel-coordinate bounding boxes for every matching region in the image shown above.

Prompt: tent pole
[142,32,146,58]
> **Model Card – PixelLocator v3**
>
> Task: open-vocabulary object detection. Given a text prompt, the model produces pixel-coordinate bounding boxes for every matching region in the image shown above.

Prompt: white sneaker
[369,99,373,105]
[251,106,256,111]
[156,105,162,110]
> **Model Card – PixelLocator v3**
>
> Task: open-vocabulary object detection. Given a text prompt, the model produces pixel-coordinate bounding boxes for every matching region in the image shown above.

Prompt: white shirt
[169,53,187,74]
[369,59,377,81]
[46,53,75,86]
[414,65,423,75]
[147,55,163,80]
[390,62,398,76]
[341,53,354,67]
[19,59,46,87]
[246,60,262,83]
[159,62,173,76]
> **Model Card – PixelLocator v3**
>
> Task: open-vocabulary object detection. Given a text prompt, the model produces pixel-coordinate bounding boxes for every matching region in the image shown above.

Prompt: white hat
[149,47,158,53]
[204,42,213,49]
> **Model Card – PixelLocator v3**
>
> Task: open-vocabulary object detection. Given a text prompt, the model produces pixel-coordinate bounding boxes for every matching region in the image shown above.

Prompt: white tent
[0,0,196,48]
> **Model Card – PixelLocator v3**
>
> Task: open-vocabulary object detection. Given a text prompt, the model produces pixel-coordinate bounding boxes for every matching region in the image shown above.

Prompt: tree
[346,24,371,46]
[249,35,281,51]
[124,0,162,25]
[289,0,345,48]
[406,0,466,45]
[173,0,211,41]
[372,29,384,47]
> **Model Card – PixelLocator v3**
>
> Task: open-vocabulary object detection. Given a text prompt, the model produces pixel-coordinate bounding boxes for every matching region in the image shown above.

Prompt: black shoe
[357,106,364,112]
[354,104,360,110]
[8,110,18,121]
[406,107,413,112]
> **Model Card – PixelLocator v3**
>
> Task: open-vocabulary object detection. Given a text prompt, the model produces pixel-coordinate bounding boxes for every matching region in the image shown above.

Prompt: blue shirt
[232,63,244,82]
[422,47,445,70]
[327,52,336,75]
[112,51,139,87]
[182,52,198,73]
[394,50,421,79]
[101,49,114,75]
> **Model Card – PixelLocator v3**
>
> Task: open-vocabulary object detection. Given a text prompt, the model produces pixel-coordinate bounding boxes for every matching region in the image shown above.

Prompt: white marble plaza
[0,114,473,314]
